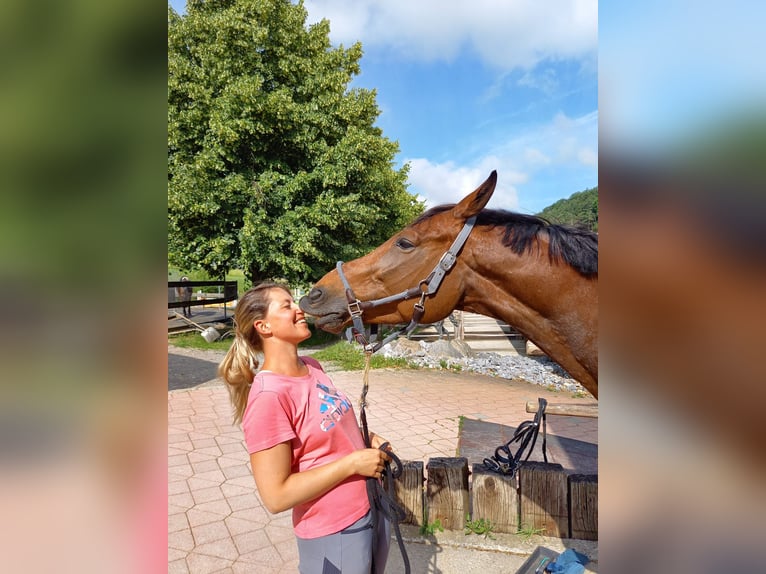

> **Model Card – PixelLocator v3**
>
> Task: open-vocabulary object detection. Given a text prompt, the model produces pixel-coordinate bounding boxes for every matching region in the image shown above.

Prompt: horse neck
[461,229,591,320]
[462,261,588,327]
[457,231,598,393]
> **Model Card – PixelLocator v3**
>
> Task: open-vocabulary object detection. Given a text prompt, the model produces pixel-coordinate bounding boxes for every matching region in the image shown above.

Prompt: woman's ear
[254,320,271,335]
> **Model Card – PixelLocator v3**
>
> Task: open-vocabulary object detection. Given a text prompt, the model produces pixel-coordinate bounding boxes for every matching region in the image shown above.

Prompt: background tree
[168,0,422,284]
[537,186,598,232]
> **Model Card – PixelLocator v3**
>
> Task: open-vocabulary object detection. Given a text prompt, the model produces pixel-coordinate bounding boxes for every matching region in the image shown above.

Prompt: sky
[599,0,766,156]
[169,0,598,214]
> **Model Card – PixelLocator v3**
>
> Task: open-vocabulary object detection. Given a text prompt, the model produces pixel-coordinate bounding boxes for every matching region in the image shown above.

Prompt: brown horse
[299,171,598,398]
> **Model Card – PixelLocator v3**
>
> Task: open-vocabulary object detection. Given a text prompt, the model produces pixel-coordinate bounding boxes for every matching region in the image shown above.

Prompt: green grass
[312,341,417,371]
[168,331,234,351]
[516,523,546,540]
[302,324,339,348]
[438,358,462,372]
[419,518,444,536]
[169,323,338,352]
[465,516,496,539]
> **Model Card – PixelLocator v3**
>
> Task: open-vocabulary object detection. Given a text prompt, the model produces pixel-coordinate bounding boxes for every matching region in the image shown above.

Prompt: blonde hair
[218,282,291,424]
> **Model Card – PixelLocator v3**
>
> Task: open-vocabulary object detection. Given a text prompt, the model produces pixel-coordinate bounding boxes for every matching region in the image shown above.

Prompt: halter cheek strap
[425,214,477,293]
[336,215,477,352]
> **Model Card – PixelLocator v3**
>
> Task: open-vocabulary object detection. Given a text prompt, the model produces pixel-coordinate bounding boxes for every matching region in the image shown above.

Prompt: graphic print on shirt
[316,382,352,432]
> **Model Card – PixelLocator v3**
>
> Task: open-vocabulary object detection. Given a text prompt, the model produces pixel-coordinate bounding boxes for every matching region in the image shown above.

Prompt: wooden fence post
[568,473,598,540]
[426,457,469,531]
[471,463,519,533]
[518,461,568,538]
[391,460,424,526]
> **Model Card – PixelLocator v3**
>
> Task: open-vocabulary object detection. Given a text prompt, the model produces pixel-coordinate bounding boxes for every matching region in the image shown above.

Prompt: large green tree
[168,0,422,284]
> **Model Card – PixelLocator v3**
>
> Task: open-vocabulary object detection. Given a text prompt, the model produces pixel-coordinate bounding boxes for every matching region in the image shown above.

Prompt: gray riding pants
[296,510,391,574]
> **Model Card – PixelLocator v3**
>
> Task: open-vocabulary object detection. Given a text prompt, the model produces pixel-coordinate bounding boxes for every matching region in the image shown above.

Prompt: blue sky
[600,0,766,156]
[170,0,598,214]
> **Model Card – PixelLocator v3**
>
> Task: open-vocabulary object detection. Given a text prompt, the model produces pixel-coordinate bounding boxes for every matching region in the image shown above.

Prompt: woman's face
[262,288,312,344]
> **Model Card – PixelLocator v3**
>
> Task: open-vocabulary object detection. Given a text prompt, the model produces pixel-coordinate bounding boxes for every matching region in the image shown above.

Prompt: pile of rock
[379,338,587,394]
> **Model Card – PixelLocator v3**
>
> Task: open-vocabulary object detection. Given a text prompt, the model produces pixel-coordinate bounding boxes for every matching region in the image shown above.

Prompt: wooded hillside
[537,187,598,231]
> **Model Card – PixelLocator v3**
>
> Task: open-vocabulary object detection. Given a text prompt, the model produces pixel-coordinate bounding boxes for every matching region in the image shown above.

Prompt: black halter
[336,215,477,352]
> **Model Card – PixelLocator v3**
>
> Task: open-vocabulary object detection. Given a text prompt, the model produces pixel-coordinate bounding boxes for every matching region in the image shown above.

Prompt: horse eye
[396,238,415,251]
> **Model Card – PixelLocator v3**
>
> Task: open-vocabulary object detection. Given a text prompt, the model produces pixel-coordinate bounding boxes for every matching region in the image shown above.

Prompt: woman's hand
[348,447,391,479]
[368,431,393,452]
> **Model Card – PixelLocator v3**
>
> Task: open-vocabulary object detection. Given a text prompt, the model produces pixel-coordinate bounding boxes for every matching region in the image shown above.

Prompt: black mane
[413,205,598,277]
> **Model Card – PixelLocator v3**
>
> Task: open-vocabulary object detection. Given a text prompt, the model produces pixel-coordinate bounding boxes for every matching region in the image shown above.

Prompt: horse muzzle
[298,288,350,333]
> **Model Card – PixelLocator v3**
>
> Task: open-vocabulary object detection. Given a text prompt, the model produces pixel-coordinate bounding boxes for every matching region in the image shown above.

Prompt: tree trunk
[248,264,263,286]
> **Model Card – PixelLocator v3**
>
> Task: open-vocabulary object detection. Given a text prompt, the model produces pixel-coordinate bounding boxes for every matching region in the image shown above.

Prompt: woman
[219,282,392,573]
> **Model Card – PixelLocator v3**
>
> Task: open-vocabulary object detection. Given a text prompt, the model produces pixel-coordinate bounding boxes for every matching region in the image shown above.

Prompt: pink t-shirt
[242,356,370,538]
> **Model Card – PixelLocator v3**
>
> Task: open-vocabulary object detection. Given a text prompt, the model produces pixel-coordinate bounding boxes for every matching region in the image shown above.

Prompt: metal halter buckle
[347,299,363,318]
[439,251,457,271]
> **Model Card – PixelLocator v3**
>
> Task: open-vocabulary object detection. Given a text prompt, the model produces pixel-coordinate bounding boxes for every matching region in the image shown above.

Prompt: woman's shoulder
[301,355,324,372]
[248,373,296,411]
[250,370,291,394]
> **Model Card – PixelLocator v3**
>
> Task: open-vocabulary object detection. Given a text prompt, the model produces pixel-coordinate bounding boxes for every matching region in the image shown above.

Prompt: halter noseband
[336,215,477,352]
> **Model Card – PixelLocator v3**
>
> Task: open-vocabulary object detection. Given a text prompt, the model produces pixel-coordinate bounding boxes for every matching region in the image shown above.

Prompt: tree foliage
[168,0,422,284]
[537,186,598,231]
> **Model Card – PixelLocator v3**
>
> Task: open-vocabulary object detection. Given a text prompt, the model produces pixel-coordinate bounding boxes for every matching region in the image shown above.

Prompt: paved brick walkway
[168,363,597,573]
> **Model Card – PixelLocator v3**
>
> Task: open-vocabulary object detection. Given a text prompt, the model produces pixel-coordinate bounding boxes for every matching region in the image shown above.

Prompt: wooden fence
[167,280,238,310]
[390,457,597,541]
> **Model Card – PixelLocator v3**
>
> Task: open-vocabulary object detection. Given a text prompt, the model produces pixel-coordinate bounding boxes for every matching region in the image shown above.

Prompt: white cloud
[406,158,523,211]
[304,0,597,71]
[518,68,560,95]
[511,110,598,168]
[577,147,597,167]
[523,148,551,167]
[405,109,597,211]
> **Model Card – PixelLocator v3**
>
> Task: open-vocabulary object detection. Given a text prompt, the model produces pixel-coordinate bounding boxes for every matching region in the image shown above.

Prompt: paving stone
[168,351,598,572]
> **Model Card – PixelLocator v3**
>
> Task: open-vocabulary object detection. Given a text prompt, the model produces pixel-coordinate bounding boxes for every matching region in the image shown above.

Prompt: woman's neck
[260,344,308,377]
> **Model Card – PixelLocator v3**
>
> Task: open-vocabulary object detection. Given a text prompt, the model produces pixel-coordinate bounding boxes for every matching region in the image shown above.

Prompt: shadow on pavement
[458,418,597,474]
[168,352,220,391]
[386,539,445,574]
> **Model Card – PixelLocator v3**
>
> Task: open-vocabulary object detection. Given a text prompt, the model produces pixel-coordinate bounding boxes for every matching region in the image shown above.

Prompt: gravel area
[379,339,588,394]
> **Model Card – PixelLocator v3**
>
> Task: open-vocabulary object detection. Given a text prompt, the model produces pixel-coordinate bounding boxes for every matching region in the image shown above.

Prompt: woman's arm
[250,442,390,514]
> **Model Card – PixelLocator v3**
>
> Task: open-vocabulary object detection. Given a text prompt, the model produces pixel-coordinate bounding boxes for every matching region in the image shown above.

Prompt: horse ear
[453,170,497,219]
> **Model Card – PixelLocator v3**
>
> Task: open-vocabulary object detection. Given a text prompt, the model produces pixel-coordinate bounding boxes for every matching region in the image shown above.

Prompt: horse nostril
[308,287,323,303]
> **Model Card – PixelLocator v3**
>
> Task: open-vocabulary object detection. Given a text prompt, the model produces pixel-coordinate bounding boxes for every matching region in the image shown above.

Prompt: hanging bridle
[336,215,477,353]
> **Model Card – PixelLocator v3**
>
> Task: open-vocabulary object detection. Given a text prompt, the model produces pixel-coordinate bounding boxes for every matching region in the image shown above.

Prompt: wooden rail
[167,280,238,309]
[525,401,598,418]
[390,457,598,541]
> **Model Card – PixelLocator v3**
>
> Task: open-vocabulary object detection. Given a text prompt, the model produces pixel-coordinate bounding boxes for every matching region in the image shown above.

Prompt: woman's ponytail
[218,282,289,424]
[218,334,260,424]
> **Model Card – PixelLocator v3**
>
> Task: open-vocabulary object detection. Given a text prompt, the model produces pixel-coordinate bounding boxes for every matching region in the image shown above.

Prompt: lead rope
[360,351,410,574]
[336,218,476,573]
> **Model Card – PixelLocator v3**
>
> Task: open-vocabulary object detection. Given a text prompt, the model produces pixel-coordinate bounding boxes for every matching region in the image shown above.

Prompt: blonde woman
[219,282,392,573]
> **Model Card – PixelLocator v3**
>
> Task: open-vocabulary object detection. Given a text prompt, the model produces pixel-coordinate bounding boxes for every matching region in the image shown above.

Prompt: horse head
[299,171,498,333]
